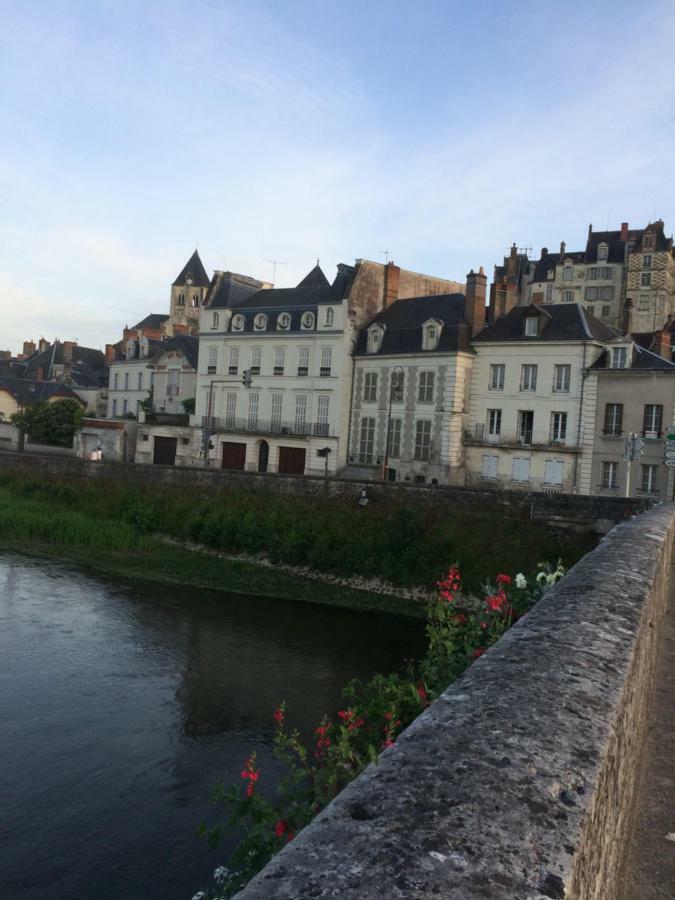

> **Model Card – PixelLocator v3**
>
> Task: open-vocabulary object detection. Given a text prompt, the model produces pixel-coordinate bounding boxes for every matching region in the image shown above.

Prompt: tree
[181,397,195,415]
[11,399,84,446]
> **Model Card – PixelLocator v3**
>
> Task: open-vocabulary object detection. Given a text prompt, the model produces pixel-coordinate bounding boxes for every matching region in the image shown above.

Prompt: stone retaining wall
[0,450,649,533]
[234,504,675,899]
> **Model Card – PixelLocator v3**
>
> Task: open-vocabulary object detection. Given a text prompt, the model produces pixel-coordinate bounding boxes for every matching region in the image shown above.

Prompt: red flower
[496,574,512,585]
[453,613,467,625]
[381,737,394,749]
[473,647,486,658]
[486,588,507,611]
[241,754,259,796]
[246,781,255,797]
[274,819,288,838]
[417,683,429,706]
[273,707,285,726]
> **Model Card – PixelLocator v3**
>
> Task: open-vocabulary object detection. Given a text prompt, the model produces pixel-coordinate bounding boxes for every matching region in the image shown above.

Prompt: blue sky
[1,0,674,353]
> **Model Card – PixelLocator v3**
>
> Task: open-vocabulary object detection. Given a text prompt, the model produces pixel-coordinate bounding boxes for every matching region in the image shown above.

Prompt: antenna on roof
[263,258,287,287]
[379,250,390,264]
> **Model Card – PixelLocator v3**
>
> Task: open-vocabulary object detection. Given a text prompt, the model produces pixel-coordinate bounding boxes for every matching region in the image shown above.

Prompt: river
[0,552,426,900]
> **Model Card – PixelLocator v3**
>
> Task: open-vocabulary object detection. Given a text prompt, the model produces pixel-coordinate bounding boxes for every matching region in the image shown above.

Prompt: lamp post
[382,365,404,481]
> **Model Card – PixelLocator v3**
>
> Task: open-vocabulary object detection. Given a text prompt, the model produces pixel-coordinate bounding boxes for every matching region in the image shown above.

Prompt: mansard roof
[354,294,472,355]
[473,303,619,343]
[153,334,199,369]
[226,265,354,313]
[205,271,270,310]
[172,250,210,288]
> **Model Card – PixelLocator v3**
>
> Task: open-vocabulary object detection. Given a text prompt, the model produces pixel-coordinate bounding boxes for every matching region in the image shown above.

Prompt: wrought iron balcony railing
[463,425,578,451]
[202,417,334,438]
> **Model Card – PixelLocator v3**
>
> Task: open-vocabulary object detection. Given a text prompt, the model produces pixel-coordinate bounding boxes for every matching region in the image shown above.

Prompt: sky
[1,0,674,354]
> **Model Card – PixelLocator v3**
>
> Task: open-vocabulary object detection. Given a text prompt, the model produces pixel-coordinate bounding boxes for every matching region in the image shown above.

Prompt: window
[298,347,309,376]
[387,418,402,458]
[601,305,610,318]
[487,409,502,436]
[545,284,553,302]
[640,272,651,287]
[316,396,329,436]
[207,346,218,375]
[113,373,119,390]
[511,457,530,482]
[643,404,663,437]
[391,369,404,402]
[643,254,652,269]
[137,372,143,390]
[277,312,291,330]
[367,327,383,353]
[550,412,567,443]
[638,297,650,311]
[359,417,375,463]
[364,372,378,402]
[250,348,261,375]
[640,464,658,493]
[563,266,573,281]
[274,348,285,376]
[167,368,180,396]
[271,394,283,430]
[325,307,334,326]
[517,411,534,445]
[561,290,574,302]
[295,395,307,432]
[231,314,245,332]
[544,459,564,486]
[123,399,128,415]
[482,454,498,479]
[228,347,239,375]
[301,311,315,330]
[489,364,505,391]
[586,286,614,301]
[520,364,537,391]
[112,399,118,416]
[192,293,199,308]
[643,234,655,251]
[603,403,623,435]
[414,420,432,461]
[320,347,332,376]
[611,347,627,369]
[597,243,609,262]
[124,372,129,390]
[254,313,267,331]
[211,312,219,329]
[423,322,440,350]
[588,267,612,280]
[247,393,259,430]
[177,293,185,306]
[525,317,538,336]
[601,461,618,489]
[418,371,435,402]
[553,364,570,392]
[225,392,237,427]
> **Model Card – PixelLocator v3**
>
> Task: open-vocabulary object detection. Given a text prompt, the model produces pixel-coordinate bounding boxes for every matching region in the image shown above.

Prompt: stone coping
[234,504,675,899]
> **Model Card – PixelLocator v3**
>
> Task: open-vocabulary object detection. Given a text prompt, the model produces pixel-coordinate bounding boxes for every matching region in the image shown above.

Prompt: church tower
[168,250,210,335]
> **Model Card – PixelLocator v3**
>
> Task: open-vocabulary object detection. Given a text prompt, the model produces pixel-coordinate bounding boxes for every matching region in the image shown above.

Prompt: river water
[0,552,425,900]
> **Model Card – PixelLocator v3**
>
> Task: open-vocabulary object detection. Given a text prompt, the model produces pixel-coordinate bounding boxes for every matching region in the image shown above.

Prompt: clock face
[186,277,193,285]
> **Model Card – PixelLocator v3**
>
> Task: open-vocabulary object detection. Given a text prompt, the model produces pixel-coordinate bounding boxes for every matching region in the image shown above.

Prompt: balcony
[203,417,334,438]
[463,425,578,452]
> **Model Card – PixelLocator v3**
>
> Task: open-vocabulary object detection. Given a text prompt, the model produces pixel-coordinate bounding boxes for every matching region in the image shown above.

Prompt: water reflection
[0,553,425,900]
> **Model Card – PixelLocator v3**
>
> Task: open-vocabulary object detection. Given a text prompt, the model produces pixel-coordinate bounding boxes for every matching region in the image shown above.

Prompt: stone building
[13,340,108,416]
[194,259,464,475]
[625,219,675,334]
[464,303,617,493]
[346,270,485,485]
[166,250,211,335]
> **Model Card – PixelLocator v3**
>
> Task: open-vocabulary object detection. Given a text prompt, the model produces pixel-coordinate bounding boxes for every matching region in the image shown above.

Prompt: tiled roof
[354,294,472,355]
[473,303,620,343]
[172,250,210,288]
[133,313,168,331]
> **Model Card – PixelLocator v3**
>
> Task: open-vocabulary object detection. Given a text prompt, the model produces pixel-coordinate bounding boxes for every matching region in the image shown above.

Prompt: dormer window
[422,320,441,350]
[301,311,315,330]
[547,269,554,280]
[562,265,574,281]
[524,316,538,337]
[277,312,291,330]
[139,337,148,358]
[325,307,334,326]
[597,243,609,262]
[611,347,628,369]
[254,313,267,331]
[367,325,384,353]
[231,314,245,332]
[126,340,135,359]
[643,233,655,251]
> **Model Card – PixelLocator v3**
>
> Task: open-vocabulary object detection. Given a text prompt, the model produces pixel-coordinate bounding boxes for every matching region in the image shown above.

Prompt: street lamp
[382,365,404,481]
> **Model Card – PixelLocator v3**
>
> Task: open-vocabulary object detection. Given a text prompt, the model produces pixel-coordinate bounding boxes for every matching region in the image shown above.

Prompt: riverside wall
[234,504,675,899]
[0,450,652,533]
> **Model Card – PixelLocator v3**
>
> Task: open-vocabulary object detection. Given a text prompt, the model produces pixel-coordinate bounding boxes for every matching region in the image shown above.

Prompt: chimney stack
[560,241,566,256]
[105,344,116,364]
[63,340,76,363]
[541,247,548,259]
[38,337,48,353]
[465,267,488,336]
[22,340,36,357]
[621,222,629,241]
[653,326,672,361]
[383,261,400,309]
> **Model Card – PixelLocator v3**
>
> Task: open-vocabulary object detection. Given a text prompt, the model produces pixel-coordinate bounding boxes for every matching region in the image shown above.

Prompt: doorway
[258,440,269,473]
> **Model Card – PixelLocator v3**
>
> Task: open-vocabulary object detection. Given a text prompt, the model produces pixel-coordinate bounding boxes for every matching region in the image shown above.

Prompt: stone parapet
[234,504,675,899]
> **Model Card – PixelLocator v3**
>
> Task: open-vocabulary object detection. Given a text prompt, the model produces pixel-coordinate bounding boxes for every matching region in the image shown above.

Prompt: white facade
[151,343,197,415]
[107,358,153,418]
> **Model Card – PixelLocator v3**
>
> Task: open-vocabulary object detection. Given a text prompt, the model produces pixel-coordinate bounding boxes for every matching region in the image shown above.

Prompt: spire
[297,264,329,289]
[172,249,210,287]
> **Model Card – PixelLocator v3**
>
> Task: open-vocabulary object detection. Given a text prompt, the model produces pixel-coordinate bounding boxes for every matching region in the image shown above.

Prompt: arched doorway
[258,440,269,473]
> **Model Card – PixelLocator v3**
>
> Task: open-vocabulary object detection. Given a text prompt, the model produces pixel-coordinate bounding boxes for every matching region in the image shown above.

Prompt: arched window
[301,311,315,330]
[325,307,334,326]
[177,293,185,306]
[277,312,291,330]
[232,314,245,332]
[192,293,199,307]
[254,313,267,331]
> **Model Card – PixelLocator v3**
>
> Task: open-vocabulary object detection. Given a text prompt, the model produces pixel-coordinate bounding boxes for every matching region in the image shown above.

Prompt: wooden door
[221,441,247,470]
[278,446,306,475]
[153,436,177,465]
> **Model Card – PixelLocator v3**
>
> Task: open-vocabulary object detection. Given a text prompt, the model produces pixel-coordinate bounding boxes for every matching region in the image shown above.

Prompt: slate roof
[296,265,329,289]
[354,294,472,356]
[0,376,83,405]
[172,250,210,288]
[17,342,107,386]
[589,344,675,371]
[153,334,199,369]
[585,228,644,263]
[205,271,271,310]
[473,303,620,343]
[133,313,168,331]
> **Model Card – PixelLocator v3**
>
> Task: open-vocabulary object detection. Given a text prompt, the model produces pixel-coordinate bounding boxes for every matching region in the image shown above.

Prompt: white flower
[515,573,527,589]
[536,571,547,585]
[192,892,206,900]
[214,867,228,885]
[546,573,557,585]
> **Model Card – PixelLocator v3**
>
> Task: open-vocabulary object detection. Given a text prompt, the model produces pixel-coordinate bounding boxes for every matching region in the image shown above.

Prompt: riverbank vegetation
[0,469,595,603]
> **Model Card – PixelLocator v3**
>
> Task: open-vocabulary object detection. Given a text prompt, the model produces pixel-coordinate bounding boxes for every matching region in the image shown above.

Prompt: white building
[107,334,159,418]
[464,303,617,493]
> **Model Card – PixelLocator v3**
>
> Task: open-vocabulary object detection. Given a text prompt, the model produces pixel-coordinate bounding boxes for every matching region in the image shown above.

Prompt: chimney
[653,326,672,361]
[38,337,48,352]
[588,223,593,240]
[541,247,548,259]
[506,243,519,281]
[621,222,629,241]
[465,267,488,336]
[105,344,116,364]
[22,340,36,357]
[63,340,76,363]
[383,261,400,309]
[560,241,566,256]
[36,367,44,381]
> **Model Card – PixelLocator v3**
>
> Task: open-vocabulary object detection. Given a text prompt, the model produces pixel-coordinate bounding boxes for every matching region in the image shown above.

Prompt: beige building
[166,250,211,335]
[579,336,675,499]
[625,220,675,334]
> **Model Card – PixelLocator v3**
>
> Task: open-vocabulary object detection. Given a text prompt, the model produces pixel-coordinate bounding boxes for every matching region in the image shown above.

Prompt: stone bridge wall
[0,450,651,533]
[235,504,675,899]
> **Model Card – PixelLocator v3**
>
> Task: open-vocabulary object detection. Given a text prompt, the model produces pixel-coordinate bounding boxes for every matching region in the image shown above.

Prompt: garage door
[278,446,306,475]
[153,436,177,465]
[221,441,247,470]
